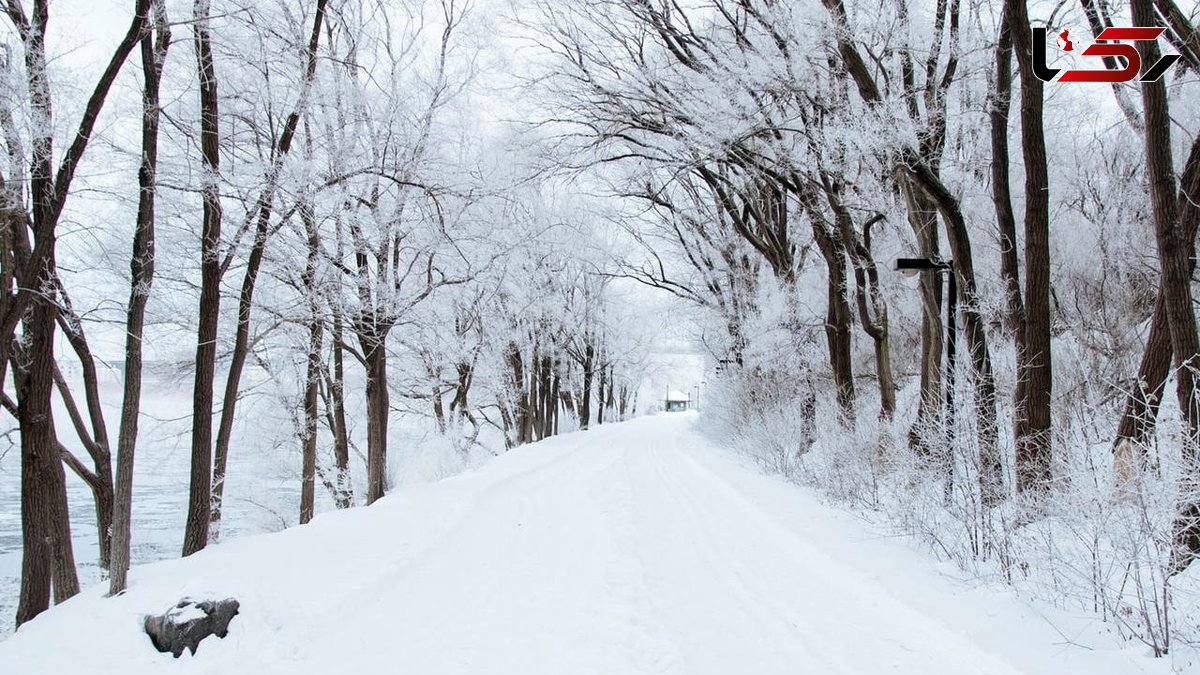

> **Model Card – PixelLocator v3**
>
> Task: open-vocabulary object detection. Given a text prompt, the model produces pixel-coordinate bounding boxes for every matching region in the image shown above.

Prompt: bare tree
[208,0,330,540]
[817,0,1003,503]
[110,0,170,594]
[1110,0,1200,487]
[182,0,223,557]
[1007,0,1054,496]
[1,0,150,625]
[1125,0,1200,572]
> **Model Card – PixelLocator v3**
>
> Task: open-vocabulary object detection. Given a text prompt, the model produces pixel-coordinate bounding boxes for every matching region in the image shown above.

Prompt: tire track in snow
[646,420,1028,675]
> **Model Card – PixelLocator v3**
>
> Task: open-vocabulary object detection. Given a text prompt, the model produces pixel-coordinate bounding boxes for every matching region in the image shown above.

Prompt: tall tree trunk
[13,354,52,627]
[110,1,168,595]
[907,164,1004,502]
[183,0,221,557]
[299,197,322,524]
[300,320,322,523]
[1170,133,1200,569]
[330,299,351,508]
[1009,0,1054,495]
[11,0,150,622]
[49,333,114,570]
[539,354,553,439]
[551,361,562,433]
[1113,138,1200,485]
[824,272,855,423]
[528,343,541,440]
[992,10,1023,335]
[991,5,1029,506]
[507,342,527,446]
[810,218,856,423]
[581,342,595,430]
[1131,0,1200,572]
[902,184,943,447]
[830,191,894,419]
[522,344,536,443]
[596,355,607,426]
[361,323,392,504]
[15,310,79,622]
[605,364,616,421]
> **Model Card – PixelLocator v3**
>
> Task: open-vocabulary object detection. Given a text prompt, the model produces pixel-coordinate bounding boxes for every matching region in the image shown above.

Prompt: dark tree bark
[580,342,594,430]
[809,211,856,424]
[990,5,1032,504]
[1111,0,1200,487]
[183,0,222,557]
[1113,139,1200,482]
[299,197,322,525]
[1009,0,1054,495]
[1130,0,1200,573]
[433,384,448,433]
[605,364,616,422]
[823,179,894,419]
[903,185,944,448]
[329,291,351,508]
[14,305,79,623]
[539,353,553,438]
[527,343,541,439]
[1155,0,1200,77]
[507,342,528,445]
[991,10,1023,335]
[906,164,1004,503]
[109,1,167,598]
[360,321,393,504]
[551,361,562,433]
[596,353,607,426]
[299,323,322,523]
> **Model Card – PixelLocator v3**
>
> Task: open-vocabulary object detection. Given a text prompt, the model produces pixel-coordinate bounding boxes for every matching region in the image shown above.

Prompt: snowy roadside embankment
[0,413,1174,674]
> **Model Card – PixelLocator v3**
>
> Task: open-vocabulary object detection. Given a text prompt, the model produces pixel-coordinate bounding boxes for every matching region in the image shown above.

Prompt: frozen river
[0,367,304,639]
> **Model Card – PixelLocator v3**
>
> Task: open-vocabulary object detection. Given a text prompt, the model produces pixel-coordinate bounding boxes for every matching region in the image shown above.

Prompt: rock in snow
[144,598,240,657]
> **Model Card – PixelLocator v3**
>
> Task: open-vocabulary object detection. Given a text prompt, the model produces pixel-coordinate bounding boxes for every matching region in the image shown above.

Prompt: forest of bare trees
[528,0,1200,653]
[2,0,1200,657]
[0,0,650,629]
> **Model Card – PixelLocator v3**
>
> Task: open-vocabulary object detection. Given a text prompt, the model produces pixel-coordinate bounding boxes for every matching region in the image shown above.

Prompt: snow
[0,413,1173,674]
[164,604,209,624]
[666,390,691,401]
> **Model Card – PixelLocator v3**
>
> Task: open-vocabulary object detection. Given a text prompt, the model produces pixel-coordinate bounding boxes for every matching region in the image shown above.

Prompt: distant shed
[665,390,691,412]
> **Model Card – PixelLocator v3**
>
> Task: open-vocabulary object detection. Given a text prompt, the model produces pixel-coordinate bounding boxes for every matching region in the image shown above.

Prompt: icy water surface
[0,367,304,639]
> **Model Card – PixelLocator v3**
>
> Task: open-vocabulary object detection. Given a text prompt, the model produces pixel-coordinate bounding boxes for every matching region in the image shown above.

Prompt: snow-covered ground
[0,412,1172,674]
[0,365,315,642]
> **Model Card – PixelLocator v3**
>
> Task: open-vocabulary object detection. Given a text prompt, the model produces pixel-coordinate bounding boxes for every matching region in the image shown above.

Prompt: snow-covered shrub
[702,338,1197,654]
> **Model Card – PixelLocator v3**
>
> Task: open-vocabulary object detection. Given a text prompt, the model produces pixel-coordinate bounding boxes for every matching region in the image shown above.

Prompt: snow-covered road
[0,413,1169,674]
